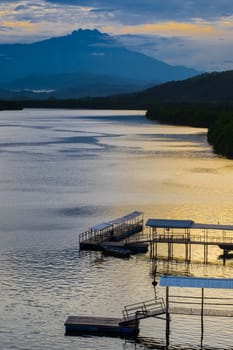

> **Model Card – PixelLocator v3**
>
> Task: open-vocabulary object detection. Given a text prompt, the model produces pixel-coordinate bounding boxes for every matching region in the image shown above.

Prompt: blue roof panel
[146,219,193,229]
[91,222,112,231]
[160,275,233,289]
[110,211,143,225]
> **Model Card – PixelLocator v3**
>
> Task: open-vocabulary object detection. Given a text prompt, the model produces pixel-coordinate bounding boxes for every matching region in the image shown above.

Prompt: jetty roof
[160,275,233,289]
[192,223,233,231]
[146,219,193,229]
[146,219,233,231]
[91,211,143,231]
[91,222,112,231]
[110,211,143,225]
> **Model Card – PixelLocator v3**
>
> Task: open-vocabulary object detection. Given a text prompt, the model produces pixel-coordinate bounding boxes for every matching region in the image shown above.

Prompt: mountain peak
[0,28,200,85]
[70,28,109,41]
[71,28,102,36]
[64,28,113,47]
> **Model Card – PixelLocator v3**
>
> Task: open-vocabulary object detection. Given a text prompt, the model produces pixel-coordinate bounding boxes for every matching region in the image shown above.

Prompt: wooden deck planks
[65,316,123,326]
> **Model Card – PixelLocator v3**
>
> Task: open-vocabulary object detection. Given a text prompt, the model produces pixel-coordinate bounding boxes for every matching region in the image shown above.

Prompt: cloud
[0,1,100,42]
[0,0,233,71]
[116,32,233,72]
[119,21,221,38]
[45,0,233,23]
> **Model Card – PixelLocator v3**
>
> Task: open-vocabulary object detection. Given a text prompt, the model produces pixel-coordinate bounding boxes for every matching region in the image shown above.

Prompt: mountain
[0,29,200,98]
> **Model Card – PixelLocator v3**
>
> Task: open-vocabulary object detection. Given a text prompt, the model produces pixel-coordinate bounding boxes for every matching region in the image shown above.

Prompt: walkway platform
[146,218,233,263]
[65,298,165,338]
[65,316,139,337]
[169,307,233,317]
[80,214,233,262]
[79,211,144,254]
[160,275,233,318]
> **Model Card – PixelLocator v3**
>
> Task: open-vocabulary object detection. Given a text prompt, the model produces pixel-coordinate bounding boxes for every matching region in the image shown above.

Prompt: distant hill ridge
[137,70,233,104]
[67,70,233,107]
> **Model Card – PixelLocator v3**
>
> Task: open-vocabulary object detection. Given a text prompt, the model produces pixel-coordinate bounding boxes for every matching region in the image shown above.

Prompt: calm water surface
[0,109,233,350]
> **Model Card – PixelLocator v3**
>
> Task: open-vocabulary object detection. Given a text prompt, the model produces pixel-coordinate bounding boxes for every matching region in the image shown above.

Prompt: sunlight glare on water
[0,109,233,350]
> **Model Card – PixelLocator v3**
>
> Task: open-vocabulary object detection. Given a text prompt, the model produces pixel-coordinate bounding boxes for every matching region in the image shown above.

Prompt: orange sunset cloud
[120,21,222,37]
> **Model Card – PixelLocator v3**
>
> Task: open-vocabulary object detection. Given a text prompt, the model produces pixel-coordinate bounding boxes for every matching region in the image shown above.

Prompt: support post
[201,288,204,348]
[165,286,170,349]
[204,245,208,264]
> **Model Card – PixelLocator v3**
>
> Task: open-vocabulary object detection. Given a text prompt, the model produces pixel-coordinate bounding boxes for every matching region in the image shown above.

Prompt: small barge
[65,316,139,337]
[101,245,132,259]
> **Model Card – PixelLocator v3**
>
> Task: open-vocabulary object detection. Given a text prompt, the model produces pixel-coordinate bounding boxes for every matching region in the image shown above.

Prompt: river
[0,109,233,350]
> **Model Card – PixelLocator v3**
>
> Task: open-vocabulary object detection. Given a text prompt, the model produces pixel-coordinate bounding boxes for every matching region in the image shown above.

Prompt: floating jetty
[65,276,233,342]
[79,212,233,262]
[146,218,233,263]
[160,275,233,347]
[65,298,165,338]
[79,211,145,257]
[73,211,233,345]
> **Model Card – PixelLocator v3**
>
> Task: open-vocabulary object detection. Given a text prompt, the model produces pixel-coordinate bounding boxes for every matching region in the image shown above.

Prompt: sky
[1,0,233,71]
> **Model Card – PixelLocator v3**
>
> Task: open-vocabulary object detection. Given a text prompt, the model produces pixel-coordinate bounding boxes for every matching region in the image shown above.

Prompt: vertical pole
[187,228,191,263]
[185,242,188,262]
[223,249,227,266]
[168,242,170,260]
[165,286,170,349]
[149,228,152,257]
[201,288,204,348]
[203,229,206,264]
[204,245,208,264]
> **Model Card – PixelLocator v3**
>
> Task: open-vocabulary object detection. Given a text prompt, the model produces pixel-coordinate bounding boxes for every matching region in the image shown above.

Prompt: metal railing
[148,233,233,245]
[122,298,165,322]
[168,294,233,317]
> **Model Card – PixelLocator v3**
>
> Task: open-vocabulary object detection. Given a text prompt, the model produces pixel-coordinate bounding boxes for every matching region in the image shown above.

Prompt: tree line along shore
[146,103,233,159]
[1,99,233,159]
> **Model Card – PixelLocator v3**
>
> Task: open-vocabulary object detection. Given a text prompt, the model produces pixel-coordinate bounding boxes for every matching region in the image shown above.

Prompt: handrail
[122,298,165,321]
[168,294,233,312]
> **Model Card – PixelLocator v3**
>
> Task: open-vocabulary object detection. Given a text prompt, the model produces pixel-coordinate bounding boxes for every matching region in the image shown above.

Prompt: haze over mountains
[0,29,200,99]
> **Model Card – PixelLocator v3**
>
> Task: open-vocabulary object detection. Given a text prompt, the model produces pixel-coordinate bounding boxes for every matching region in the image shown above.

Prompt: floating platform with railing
[79,211,144,253]
[79,213,233,263]
[146,219,233,263]
[65,298,165,338]
[64,276,233,347]
[160,275,233,347]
